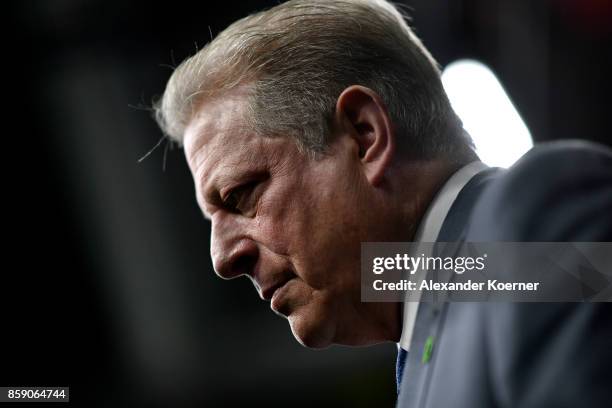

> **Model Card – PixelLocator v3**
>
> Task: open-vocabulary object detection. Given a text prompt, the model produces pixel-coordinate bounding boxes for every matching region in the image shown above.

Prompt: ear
[335,85,395,186]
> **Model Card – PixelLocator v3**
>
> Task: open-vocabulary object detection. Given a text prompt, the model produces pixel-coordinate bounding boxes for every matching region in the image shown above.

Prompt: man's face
[183,87,393,348]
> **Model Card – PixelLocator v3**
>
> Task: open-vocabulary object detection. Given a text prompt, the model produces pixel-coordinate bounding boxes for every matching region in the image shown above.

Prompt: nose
[210,214,258,280]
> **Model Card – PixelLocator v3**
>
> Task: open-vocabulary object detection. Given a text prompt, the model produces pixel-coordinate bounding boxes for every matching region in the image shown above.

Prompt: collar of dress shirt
[398,160,489,351]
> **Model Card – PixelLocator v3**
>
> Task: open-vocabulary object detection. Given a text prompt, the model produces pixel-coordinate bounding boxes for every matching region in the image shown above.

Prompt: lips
[261,279,289,301]
[258,270,294,301]
[270,280,291,314]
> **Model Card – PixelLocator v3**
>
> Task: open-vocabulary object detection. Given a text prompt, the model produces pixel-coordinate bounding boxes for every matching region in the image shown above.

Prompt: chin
[287,310,336,349]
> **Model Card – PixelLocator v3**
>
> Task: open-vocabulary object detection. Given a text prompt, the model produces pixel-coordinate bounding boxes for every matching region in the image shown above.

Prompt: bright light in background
[442,59,533,168]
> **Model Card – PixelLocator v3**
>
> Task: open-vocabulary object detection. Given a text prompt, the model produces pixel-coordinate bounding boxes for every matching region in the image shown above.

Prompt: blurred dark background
[6,0,611,406]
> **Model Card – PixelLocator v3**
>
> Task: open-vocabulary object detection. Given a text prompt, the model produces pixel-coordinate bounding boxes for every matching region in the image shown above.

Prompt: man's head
[155,0,476,348]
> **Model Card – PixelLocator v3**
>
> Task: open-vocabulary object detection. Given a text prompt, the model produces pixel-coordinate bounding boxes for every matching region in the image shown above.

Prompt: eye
[222,181,258,213]
[223,189,241,210]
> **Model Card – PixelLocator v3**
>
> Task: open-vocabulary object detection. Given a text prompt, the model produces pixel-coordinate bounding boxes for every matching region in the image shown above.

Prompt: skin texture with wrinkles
[183,84,455,348]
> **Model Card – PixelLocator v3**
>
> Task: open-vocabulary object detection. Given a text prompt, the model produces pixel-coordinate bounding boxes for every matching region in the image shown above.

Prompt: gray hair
[155,0,473,160]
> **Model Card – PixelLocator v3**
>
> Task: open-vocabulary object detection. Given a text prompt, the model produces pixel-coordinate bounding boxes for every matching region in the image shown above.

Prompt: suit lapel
[397,168,502,406]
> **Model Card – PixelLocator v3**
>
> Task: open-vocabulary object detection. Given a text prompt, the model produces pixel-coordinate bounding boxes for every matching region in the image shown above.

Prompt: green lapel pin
[422,335,435,364]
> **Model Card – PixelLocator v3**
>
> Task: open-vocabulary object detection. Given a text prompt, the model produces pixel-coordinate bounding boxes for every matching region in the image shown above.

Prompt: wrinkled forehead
[182,88,255,176]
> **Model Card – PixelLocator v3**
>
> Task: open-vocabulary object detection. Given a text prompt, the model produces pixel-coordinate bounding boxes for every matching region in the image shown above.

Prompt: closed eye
[222,180,260,214]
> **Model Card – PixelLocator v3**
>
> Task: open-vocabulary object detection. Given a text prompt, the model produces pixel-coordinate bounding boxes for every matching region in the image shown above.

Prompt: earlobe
[335,85,395,186]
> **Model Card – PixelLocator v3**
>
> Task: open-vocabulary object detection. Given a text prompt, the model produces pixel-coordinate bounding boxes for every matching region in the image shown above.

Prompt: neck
[390,159,464,242]
[373,159,465,343]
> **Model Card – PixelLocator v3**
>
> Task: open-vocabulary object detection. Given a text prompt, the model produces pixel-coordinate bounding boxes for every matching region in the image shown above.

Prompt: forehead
[183,87,254,172]
[182,87,292,212]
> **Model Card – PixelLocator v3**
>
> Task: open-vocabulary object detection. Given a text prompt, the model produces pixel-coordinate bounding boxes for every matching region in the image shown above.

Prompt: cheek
[293,194,365,290]
[250,192,299,256]
[256,163,366,289]
[253,172,314,251]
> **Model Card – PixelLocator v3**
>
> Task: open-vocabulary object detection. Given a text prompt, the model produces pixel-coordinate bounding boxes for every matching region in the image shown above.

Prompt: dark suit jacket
[397,140,612,408]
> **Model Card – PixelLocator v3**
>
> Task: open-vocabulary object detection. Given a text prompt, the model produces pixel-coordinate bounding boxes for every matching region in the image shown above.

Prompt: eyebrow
[199,166,269,219]
[199,165,250,207]
[201,165,238,201]
[199,176,224,220]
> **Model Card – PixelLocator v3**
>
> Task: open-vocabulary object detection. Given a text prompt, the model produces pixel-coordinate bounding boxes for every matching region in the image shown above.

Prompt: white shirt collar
[398,161,488,351]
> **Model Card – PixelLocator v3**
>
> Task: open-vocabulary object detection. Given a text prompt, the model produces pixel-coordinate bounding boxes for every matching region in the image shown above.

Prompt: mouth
[261,280,287,301]
[260,272,293,301]
[270,278,293,315]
